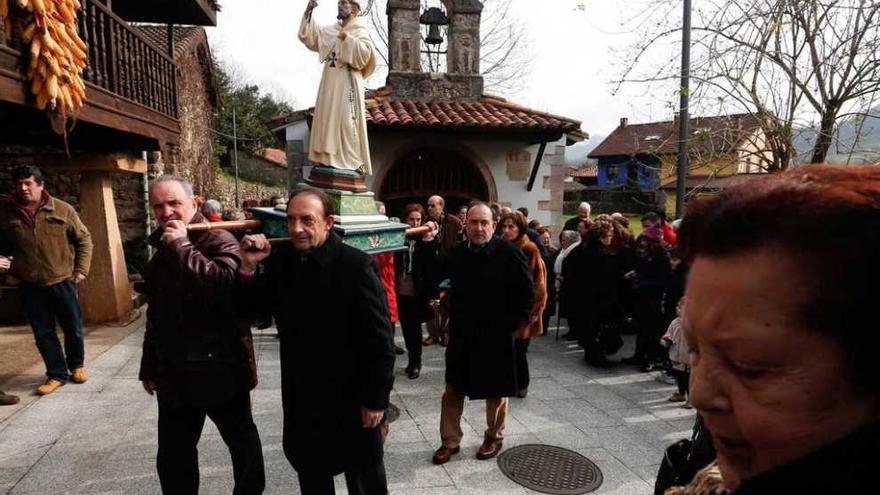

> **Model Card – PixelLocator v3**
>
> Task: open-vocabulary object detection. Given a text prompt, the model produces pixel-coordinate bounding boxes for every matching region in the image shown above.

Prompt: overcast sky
[207,0,685,159]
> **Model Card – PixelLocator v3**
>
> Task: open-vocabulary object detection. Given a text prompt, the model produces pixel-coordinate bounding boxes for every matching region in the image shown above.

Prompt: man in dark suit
[240,187,395,495]
[432,202,535,465]
[139,176,264,495]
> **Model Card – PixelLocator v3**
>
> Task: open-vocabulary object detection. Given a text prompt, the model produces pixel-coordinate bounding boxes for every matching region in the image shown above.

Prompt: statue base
[307,166,368,193]
[250,186,409,255]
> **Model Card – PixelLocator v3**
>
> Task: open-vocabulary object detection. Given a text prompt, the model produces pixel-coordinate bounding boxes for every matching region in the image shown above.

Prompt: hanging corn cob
[0,0,87,116]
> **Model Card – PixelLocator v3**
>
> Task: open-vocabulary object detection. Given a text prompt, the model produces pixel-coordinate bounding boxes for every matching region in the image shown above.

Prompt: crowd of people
[2,164,878,494]
[382,196,691,404]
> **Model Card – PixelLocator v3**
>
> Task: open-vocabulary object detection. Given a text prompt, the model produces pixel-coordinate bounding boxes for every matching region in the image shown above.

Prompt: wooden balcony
[0,0,180,150]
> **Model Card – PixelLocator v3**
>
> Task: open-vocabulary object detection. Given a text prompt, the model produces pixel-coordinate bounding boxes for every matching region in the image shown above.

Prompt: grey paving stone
[545,398,625,428]
[385,440,455,490]
[521,377,577,400]
[0,326,675,493]
[533,424,604,449]
[566,383,637,411]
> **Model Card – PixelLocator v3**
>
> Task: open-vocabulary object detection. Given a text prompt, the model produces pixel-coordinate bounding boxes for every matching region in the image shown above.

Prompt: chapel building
[274,0,586,227]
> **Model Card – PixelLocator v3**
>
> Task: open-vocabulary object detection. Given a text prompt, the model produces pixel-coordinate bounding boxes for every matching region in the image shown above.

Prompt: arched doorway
[377,146,493,218]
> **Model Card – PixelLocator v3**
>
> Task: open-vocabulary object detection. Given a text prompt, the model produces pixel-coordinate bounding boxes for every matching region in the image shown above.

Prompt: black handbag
[654,415,717,495]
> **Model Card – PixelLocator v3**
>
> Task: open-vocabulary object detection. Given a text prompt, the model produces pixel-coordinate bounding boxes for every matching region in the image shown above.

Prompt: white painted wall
[281,119,569,226]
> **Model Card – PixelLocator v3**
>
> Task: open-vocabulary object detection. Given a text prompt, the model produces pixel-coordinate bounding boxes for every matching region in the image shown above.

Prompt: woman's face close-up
[684,246,877,489]
[539,231,551,246]
[404,211,422,228]
[501,220,519,241]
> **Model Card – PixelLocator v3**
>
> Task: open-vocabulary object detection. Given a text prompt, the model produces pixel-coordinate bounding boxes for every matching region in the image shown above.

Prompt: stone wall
[213,173,287,212]
[231,151,287,188]
[172,30,219,198]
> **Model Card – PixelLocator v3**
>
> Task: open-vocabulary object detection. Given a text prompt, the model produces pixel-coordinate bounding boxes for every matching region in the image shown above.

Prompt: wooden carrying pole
[187,221,432,245]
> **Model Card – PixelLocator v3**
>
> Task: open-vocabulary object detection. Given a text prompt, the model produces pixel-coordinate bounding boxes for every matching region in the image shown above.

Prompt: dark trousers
[297,462,388,495]
[514,338,530,391]
[565,316,582,340]
[541,306,554,336]
[157,390,265,495]
[397,295,423,370]
[671,369,690,396]
[633,290,665,363]
[19,280,84,381]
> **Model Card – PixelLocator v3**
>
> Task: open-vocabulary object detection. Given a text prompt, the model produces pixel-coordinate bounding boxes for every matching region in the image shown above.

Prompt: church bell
[425,23,443,46]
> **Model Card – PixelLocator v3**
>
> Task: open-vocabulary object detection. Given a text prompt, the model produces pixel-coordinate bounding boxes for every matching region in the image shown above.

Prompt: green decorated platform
[249,190,409,255]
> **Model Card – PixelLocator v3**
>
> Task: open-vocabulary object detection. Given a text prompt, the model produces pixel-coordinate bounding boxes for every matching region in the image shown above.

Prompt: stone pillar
[444,0,482,75]
[387,0,422,73]
[286,139,306,191]
[78,170,133,323]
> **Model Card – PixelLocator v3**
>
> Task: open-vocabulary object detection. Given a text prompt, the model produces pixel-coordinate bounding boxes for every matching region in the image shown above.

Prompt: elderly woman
[668,165,880,494]
[200,199,223,222]
[500,211,547,398]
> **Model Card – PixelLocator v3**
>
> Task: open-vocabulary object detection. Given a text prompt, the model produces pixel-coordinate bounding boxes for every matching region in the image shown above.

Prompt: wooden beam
[527,141,548,192]
[39,152,147,173]
[77,170,133,323]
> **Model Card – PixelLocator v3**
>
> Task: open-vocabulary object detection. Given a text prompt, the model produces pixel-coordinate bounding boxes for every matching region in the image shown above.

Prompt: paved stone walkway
[0,320,695,494]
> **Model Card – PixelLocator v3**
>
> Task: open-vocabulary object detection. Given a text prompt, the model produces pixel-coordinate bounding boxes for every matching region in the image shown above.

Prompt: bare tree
[612,0,880,168]
[369,0,532,94]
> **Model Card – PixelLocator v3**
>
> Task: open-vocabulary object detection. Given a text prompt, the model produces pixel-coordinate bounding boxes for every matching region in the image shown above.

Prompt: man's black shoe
[406,367,420,379]
[0,391,19,406]
[394,345,406,355]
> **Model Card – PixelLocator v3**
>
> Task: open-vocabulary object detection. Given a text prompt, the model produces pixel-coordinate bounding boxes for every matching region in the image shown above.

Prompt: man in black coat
[239,187,395,495]
[140,176,264,495]
[432,202,535,465]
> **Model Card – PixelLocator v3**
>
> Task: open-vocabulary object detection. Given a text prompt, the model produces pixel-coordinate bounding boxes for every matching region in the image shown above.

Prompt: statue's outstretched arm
[298,6,321,53]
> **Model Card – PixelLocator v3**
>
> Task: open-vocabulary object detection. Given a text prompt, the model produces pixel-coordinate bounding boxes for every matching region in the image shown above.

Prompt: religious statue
[299,0,377,176]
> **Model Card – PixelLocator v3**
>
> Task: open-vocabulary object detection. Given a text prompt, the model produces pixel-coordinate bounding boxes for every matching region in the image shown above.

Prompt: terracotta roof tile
[131,25,204,59]
[263,148,287,167]
[357,89,582,134]
[567,165,598,178]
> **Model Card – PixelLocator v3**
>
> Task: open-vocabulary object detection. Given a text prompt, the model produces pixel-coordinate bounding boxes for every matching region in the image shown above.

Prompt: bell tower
[386,0,484,101]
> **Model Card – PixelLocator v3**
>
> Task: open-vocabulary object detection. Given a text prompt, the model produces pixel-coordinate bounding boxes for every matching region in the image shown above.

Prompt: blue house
[588,115,766,192]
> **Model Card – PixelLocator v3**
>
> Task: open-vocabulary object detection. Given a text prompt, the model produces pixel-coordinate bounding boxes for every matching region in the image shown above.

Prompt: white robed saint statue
[299,0,377,175]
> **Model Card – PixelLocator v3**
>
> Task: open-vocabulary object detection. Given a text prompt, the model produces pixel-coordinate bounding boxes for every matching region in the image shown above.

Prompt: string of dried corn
[0,0,87,116]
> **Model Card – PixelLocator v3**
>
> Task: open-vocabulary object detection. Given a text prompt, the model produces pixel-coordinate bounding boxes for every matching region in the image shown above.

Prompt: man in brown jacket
[139,176,264,494]
[0,166,92,396]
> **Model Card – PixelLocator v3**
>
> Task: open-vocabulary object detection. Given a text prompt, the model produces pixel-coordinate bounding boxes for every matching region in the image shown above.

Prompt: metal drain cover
[386,403,401,423]
[497,444,603,494]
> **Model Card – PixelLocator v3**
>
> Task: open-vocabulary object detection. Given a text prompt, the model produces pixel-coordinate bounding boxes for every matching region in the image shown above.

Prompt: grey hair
[560,230,580,243]
[201,199,222,214]
[150,175,194,198]
[578,202,592,213]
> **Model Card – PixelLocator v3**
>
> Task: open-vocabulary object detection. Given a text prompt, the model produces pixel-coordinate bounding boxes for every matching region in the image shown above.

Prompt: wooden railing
[76,0,178,118]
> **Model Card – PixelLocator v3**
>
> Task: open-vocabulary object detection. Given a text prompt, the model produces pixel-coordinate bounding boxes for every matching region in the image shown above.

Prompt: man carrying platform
[239,187,395,495]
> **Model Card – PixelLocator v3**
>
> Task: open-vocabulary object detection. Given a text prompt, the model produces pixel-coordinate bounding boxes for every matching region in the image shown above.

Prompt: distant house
[588,114,772,212]
[567,164,598,187]
[233,147,288,188]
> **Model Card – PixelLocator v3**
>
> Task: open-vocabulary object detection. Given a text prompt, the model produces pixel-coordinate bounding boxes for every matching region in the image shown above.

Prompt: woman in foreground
[669,165,880,494]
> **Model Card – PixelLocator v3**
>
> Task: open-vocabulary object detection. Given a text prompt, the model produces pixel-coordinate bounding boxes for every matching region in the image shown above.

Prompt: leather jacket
[138,212,257,407]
